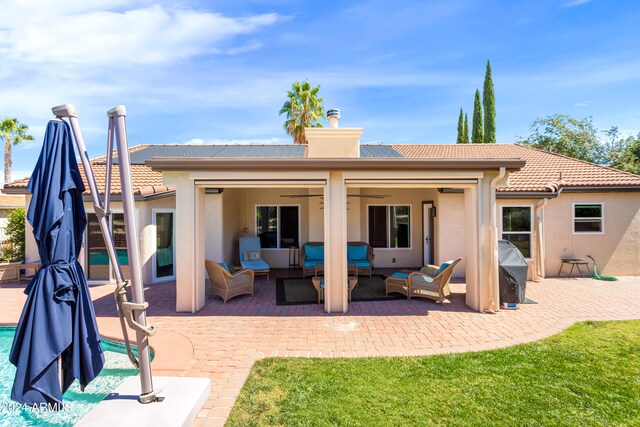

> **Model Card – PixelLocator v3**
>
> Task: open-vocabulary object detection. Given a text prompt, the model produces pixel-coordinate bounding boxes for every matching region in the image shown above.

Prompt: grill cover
[498,239,529,304]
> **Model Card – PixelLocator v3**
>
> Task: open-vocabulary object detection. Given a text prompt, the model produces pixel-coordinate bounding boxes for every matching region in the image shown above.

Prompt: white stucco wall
[541,192,640,276]
[206,188,312,268]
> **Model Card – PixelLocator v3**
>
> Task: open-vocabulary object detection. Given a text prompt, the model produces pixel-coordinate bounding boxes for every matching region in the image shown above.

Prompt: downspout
[534,198,549,281]
[486,167,506,313]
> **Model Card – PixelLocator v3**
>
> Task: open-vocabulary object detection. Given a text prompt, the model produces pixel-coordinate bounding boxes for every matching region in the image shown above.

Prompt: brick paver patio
[1,269,639,426]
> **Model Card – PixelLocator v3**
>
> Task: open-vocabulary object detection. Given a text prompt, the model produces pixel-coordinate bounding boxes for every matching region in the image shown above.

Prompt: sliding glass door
[154,210,175,281]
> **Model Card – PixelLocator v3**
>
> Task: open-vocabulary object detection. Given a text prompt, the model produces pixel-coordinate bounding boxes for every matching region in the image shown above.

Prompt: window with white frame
[368,205,411,248]
[256,205,299,248]
[573,203,603,233]
[501,206,532,258]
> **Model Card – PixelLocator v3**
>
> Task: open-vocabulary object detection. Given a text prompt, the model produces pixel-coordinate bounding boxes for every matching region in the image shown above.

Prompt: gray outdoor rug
[276,274,405,305]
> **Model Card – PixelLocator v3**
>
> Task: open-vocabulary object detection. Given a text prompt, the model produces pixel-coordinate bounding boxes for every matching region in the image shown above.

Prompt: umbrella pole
[51,104,159,404]
[108,106,157,403]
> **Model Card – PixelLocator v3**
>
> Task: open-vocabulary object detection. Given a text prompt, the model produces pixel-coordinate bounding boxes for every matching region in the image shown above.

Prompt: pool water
[0,327,139,426]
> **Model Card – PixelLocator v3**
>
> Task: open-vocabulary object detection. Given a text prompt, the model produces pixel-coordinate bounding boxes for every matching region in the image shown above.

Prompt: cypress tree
[463,113,470,144]
[456,108,465,144]
[472,89,483,143]
[483,59,496,143]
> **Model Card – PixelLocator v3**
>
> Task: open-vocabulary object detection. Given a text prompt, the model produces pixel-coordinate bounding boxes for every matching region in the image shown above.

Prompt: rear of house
[5,129,640,313]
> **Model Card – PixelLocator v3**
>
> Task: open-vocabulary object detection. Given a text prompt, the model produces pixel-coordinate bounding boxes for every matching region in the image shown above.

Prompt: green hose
[586,255,618,281]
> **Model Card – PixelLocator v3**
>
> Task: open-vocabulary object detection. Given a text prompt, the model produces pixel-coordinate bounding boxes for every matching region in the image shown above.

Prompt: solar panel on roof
[106,144,308,164]
[360,145,404,158]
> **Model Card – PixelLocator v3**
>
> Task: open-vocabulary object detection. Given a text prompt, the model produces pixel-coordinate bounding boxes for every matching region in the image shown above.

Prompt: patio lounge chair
[385,258,462,303]
[205,260,254,303]
[238,237,271,279]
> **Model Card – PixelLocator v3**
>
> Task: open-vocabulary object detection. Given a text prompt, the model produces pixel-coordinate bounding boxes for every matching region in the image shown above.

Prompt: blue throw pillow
[347,245,368,261]
[434,260,454,277]
[218,262,231,273]
[305,245,324,260]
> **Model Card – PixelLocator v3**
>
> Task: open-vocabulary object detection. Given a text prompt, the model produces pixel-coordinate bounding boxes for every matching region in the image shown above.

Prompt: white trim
[499,204,533,260]
[254,204,301,249]
[152,208,176,282]
[195,179,326,188]
[366,204,412,249]
[572,202,604,234]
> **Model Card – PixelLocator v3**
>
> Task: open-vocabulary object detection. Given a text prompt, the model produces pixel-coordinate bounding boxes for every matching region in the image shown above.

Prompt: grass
[226,320,640,426]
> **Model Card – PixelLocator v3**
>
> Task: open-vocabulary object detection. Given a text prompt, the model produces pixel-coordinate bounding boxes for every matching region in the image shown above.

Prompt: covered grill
[498,239,529,305]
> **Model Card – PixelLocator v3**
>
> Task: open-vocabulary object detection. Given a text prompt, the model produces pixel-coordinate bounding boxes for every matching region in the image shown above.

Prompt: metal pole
[52,105,123,280]
[108,105,155,400]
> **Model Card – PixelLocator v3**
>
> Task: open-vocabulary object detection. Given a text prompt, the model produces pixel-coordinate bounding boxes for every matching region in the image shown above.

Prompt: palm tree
[279,81,326,144]
[0,117,34,186]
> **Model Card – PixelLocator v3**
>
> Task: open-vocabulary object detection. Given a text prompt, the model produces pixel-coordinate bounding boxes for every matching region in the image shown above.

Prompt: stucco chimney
[305,109,363,158]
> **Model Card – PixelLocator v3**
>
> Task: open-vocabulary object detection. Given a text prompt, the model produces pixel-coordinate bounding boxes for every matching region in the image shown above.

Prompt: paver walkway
[1,270,639,426]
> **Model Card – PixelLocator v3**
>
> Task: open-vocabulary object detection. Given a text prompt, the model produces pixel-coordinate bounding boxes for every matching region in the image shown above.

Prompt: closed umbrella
[10,119,104,406]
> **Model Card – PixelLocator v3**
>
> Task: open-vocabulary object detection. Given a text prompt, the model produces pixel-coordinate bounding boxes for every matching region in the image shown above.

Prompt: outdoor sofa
[300,241,375,278]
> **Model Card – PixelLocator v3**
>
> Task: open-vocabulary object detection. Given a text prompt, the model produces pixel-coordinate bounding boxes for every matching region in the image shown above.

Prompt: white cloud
[562,0,591,7]
[0,3,280,66]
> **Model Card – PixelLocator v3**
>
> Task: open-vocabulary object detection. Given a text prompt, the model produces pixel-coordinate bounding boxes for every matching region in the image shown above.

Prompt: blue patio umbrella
[10,119,104,406]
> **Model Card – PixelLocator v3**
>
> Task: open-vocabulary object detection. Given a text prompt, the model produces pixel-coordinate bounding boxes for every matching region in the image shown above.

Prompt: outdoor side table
[311,276,324,304]
[347,275,358,302]
[311,276,358,304]
[558,258,590,278]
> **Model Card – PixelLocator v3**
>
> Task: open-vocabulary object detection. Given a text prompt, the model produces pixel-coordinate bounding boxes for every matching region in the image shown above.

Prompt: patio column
[165,172,206,312]
[323,171,348,313]
[464,176,500,312]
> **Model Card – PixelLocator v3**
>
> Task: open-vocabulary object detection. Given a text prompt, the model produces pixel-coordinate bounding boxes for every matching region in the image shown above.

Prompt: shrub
[1,208,25,262]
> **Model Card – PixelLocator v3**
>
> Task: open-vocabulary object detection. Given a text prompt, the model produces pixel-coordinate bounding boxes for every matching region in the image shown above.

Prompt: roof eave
[2,186,28,195]
[561,185,640,193]
[145,157,526,172]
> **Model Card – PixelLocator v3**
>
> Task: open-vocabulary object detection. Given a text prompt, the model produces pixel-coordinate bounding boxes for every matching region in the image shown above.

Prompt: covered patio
[153,156,525,314]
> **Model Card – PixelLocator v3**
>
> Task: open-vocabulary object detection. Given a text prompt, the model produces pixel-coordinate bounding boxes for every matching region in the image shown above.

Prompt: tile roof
[5,143,640,196]
[5,144,170,197]
[393,144,640,192]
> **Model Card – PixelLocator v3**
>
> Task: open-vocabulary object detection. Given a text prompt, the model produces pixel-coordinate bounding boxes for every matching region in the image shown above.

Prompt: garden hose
[586,255,618,281]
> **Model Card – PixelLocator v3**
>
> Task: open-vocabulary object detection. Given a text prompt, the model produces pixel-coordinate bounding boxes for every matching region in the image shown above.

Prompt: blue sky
[1,0,639,183]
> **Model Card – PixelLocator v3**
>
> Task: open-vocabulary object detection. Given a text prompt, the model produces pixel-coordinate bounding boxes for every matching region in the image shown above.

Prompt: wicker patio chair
[205,260,254,303]
[385,258,462,303]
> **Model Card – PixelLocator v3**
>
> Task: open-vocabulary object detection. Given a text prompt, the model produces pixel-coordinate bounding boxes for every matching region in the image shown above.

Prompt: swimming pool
[0,326,139,426]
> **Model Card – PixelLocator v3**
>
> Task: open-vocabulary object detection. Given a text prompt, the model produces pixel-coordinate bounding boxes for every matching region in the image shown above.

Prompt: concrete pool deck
[2,269,640,426]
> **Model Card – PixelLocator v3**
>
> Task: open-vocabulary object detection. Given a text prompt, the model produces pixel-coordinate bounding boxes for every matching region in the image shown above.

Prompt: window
[368,205,411,248]
[86,213,130,281]
[256,205,299,248]
[501,206,532,258]
[574,204,603,233]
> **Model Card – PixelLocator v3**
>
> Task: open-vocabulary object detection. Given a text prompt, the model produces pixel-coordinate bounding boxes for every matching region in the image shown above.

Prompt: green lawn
[227,320,640,426]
